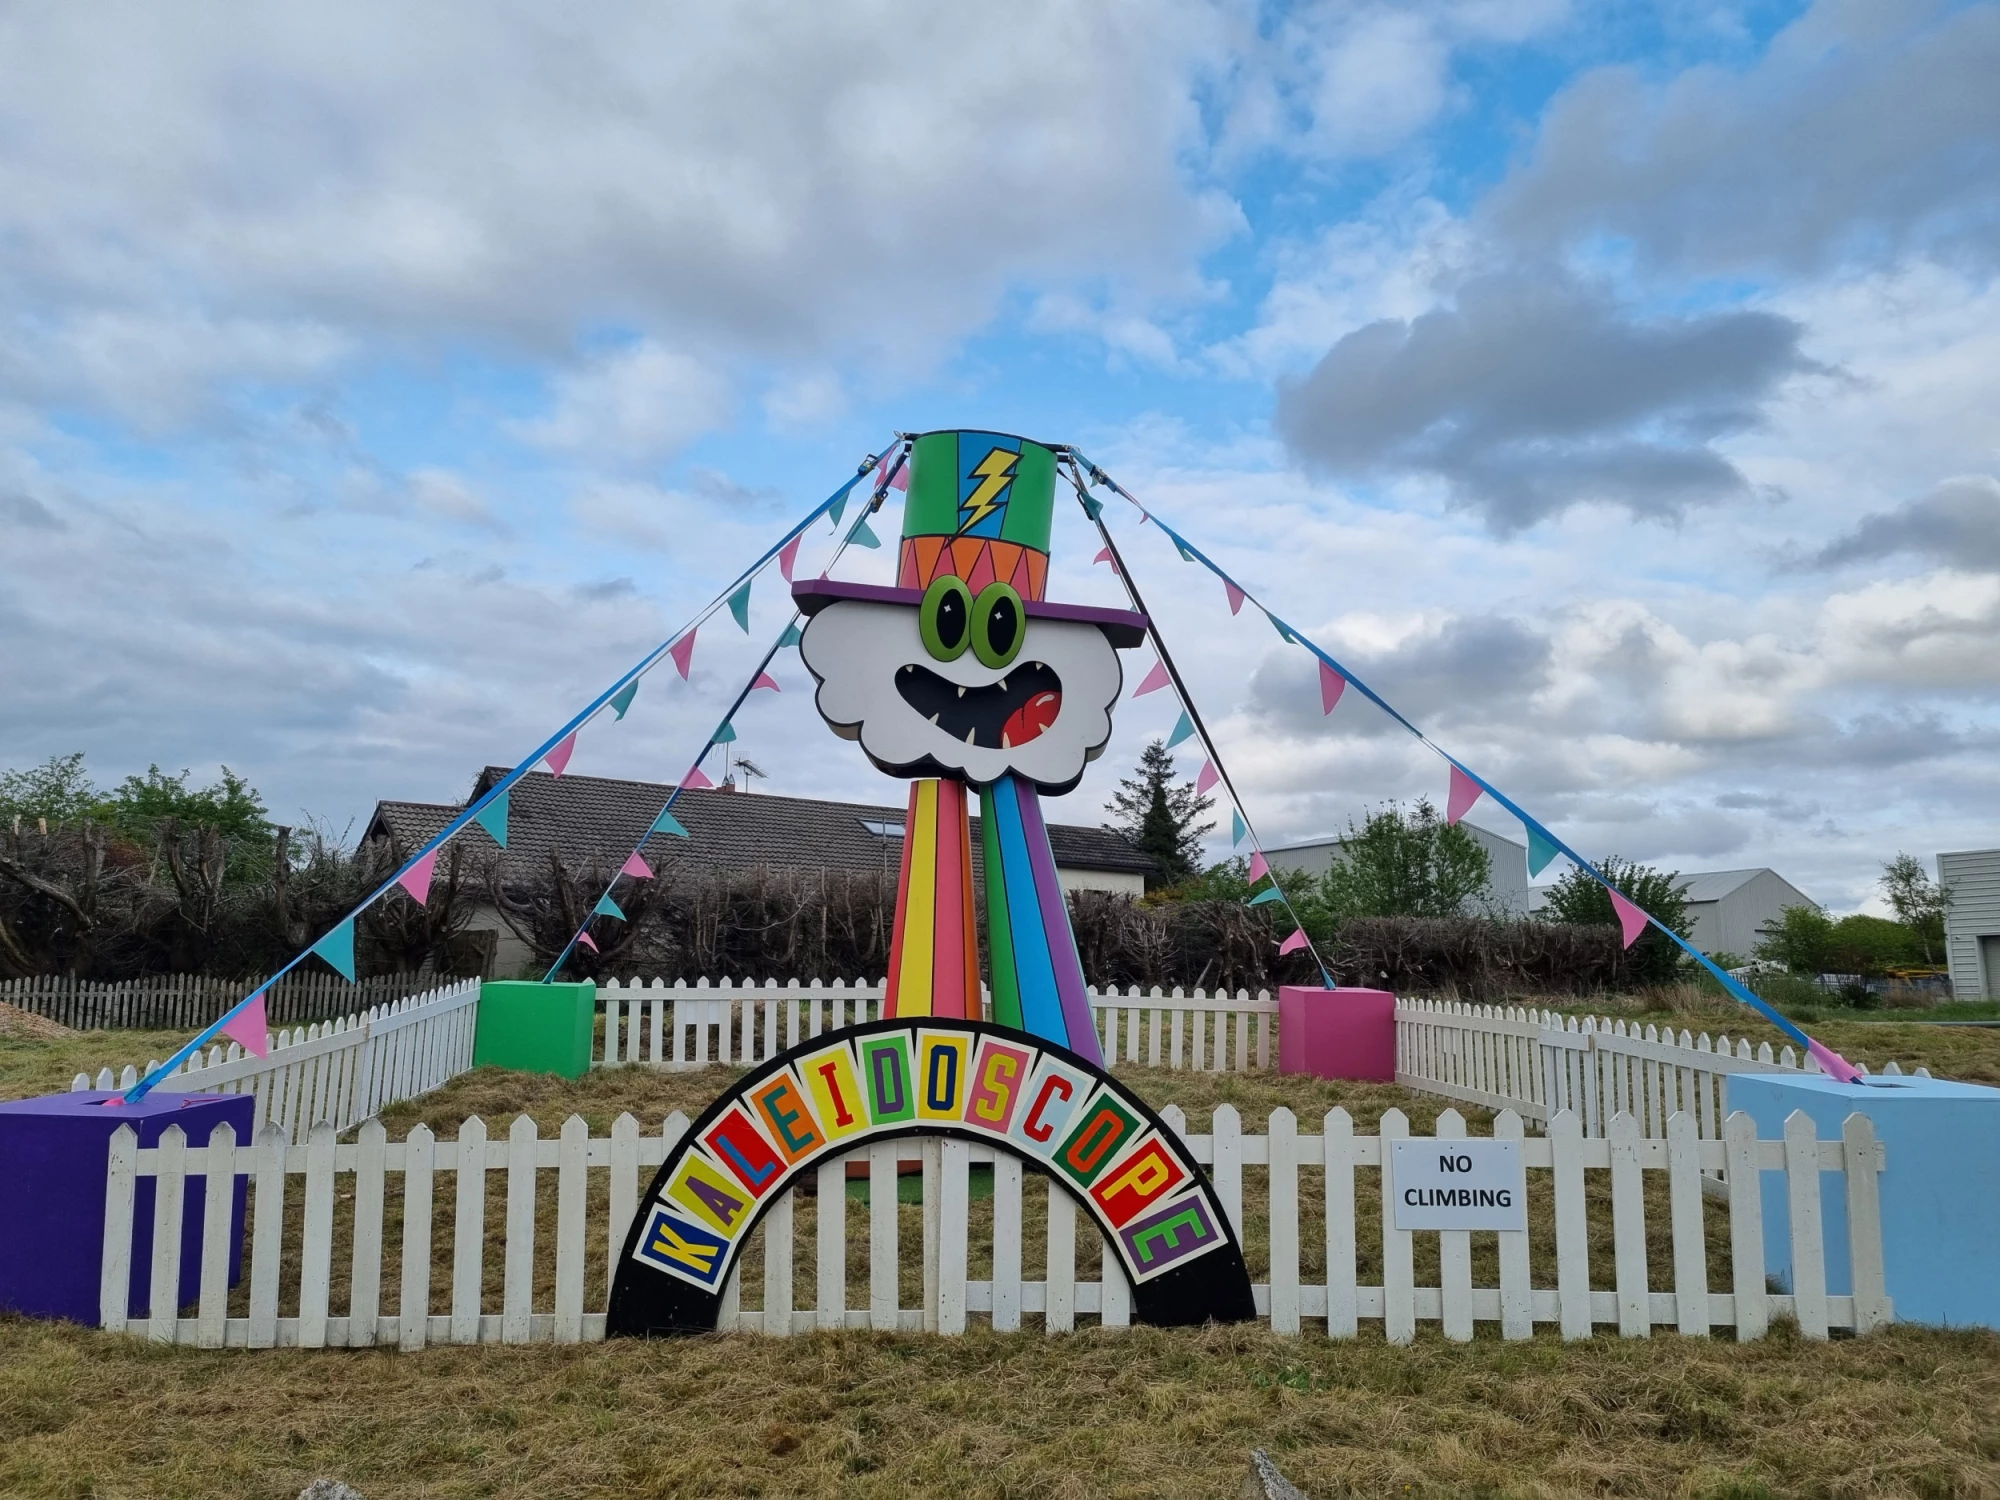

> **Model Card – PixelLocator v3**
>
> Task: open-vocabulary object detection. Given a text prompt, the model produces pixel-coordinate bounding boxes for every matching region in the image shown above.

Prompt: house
[364,767,1153,975]
[1264,821,1533,917]
[1940,848,2000,1000]
[1674,868,1815,959]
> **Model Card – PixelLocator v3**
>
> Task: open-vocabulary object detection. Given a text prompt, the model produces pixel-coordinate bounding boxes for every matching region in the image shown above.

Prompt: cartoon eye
[971,582,1025,669]
[919,575,973,661]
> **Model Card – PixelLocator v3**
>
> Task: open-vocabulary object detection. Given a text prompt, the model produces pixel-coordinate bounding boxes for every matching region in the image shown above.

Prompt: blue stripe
[989,775,1066,1046]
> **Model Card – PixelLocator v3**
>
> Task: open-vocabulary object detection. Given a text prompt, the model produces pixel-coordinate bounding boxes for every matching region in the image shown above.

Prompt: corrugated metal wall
[1939,848,2000,999]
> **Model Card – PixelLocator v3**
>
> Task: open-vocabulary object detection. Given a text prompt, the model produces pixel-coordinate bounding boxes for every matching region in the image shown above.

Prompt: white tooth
[999,675,1009,693]
[964,726,977,745]
[1001,732,1011,749]
[929,714,939,725]
[957,685,966,698]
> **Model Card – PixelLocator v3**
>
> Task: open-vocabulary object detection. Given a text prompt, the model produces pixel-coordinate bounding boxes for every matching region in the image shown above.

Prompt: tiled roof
[364,767,1152,885]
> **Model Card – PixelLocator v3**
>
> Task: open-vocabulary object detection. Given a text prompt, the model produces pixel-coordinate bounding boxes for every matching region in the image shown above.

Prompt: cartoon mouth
[895,660,1064,750]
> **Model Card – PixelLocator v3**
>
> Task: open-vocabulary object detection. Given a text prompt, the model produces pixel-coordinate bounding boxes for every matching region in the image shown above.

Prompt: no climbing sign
[1390,1138,1527,1232]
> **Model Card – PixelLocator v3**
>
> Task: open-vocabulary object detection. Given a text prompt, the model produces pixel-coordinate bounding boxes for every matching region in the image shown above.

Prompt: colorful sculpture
[794,430,1146,1062]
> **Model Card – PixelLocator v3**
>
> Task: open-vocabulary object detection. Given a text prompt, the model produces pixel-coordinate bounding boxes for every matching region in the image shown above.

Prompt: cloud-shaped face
[801,594,1127,795]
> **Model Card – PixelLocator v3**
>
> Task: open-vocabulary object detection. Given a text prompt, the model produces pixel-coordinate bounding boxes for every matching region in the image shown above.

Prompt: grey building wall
[1266,821,1532,917]
[1680,869,1815,959]
[1940,848,2000,1000]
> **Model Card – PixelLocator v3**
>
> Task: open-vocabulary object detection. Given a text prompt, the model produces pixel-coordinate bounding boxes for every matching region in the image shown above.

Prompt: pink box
[1278,986,1396,1081]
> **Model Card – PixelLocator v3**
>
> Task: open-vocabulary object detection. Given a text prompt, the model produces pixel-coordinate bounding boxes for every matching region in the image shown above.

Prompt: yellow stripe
[896,780,938,1015]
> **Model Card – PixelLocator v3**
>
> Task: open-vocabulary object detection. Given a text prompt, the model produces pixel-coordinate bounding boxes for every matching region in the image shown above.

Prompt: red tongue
[1002,690,1060,748]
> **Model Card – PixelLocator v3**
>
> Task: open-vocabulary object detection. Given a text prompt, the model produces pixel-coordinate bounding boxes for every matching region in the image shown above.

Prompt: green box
[473,980,597,1079]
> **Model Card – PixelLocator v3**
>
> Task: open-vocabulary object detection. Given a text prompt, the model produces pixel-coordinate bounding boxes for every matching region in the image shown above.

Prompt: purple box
[0,1089,254,1325]
[1278,986,1397,1081]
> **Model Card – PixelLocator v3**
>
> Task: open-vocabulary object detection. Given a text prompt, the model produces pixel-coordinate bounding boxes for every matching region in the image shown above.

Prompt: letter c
[1022,1075,1072,1142]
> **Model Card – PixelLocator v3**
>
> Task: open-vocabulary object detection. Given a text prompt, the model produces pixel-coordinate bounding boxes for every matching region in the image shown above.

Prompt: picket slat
[451,1118,487,1344]
[400,1125,435,1351]
[197,1121,237,1349]
[1435,1110,1473,1342]
[147,1125,187,1343]
[1784,1109,1830,1340]
[1493,1111,1532,1339]
[1379,1109,1415,1344]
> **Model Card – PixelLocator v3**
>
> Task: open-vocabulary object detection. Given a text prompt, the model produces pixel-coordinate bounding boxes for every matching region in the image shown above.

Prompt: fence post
[1723,1110,1768,1341]
[1267,1107,1299,1335]
[1379,1108,1414,1345]
[1549,1109,1591,1339]
[1783,1109,1829,1339]
[1842,1113,1890,1334]
[99,1123,138,1334]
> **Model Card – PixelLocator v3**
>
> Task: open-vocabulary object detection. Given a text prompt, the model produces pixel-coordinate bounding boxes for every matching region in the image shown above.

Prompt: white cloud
[517,342,734,466]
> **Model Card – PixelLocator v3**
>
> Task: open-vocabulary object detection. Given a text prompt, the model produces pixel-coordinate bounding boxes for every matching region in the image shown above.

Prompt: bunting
[1278,929,1309,955]
[1247,851,1269,884]
[396,848,438,907]
[669,631,697,680]
[778,621,803,649]
[682,765,715,790]
[851,518,880,548]
[728,580,753,633]
[621,852,655,879]
[829,492,848,526]
[1225,580,1245,615]
[1080,493,1103,521]
[752,671,781,692]
[1268,613,1299,644]
[1132,659,1171,697]
[1319,660,1346,715]
[1195,760,1219,795]
[1173,537,1195,563]
[1247,887,1283,907]
[475,792,510,849]
[1231,810,1247,847]
[594,894,626,920]
[1166,710,1195,749]
[1608,888,1651,949]
[311,918,356,982]
[1445,765,1483,826]
[778,536,801,583]
[714,719,737,743]
[218,991,270,1059]
[577,932,599,953]
[545,731,578,777]
[1527,825,1561,878]
[1093,546,1118,572]
[651,807,690,838]
[609,681,639,720]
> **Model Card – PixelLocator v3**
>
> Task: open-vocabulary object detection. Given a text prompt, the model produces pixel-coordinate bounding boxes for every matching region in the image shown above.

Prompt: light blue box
[1726,1070,2000,1329]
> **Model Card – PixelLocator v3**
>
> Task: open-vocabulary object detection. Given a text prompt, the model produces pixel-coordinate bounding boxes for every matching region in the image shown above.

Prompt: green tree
[0,752,105,827]
[1541,856,1691,984]
[1755,902,1833,973]
[1318,799,1492,921]
[106,764,271,844]
[1879,852,1952,964]
[1105,739,1214,889]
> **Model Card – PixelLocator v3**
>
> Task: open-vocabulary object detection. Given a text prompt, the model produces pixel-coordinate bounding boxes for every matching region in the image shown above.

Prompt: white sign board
[1390,1139,1527,1232]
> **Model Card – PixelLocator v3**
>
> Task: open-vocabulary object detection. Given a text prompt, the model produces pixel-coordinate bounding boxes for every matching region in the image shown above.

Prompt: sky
[2,0,1996,917]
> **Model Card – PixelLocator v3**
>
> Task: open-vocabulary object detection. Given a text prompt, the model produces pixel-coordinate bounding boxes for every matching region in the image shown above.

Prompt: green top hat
[901,430,1056,554]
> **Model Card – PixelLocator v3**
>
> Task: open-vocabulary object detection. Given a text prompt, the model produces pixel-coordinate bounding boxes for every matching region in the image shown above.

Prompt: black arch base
[607,1017,1255,1336]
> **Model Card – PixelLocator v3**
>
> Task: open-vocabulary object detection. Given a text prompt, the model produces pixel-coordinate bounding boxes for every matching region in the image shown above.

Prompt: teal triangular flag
[311,918,357,981]
[1166,711,1194,749]
[714,719,737,743]
[593,894,626,920]
[650,807,689,838]
[1232,810,1247,847]
[475,791,509,849]
[1247,888,1285,907]
[1080,493,1103,520]
[829,493,847,526]
[850,518,880,549]
[609,681,638,720]
[728,580,752,633]
[1527,824,1562,878]
[778,621,803,649]
[1269,613,1298,644]
[1174,537,1196,563]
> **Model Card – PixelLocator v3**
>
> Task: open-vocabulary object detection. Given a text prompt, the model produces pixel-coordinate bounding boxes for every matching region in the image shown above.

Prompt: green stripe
[979,785,1024,1030]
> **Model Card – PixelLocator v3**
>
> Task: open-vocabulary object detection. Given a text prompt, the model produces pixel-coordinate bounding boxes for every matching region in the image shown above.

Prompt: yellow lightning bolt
[960,448,1017,532]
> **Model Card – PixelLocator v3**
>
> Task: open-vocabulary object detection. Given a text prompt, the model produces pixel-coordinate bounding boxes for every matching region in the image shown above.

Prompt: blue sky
[3,0,1997,916]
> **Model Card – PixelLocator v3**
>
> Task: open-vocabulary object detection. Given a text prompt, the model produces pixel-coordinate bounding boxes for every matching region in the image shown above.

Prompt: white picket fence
[70,980,479,1136]
[1397,999,1931,1144]
[596,977,1278,1073]
[99,1102,1889,1348]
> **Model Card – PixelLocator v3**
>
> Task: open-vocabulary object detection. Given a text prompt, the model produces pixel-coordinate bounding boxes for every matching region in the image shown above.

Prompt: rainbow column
[883,778,980,1020]
[978,772,1102,1065]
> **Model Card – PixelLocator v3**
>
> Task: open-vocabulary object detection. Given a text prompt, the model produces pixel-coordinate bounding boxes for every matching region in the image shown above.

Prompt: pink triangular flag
[1132,659,1171,697]
[682,764,714,790]
[1195,759,1219,795]
[1319,660,1346,715]
[778,536,801,583]
[544,731,578,777]
[1092,546,1118,573]
[1139,511,1152,525]
[669,630,697,679]
[1248,851,1269,884]
[752,672,781,692]
[1278,928,1308,956]
[219,991,270,1059]
[1608,887,1650,949]
[621,852,654,879]
[1807,1037,1864,1084]
[1224,580,1246,615]
[1445,765,1482,825]
[396,848,438,907]
[577,931,598,952]
[875,456,909,492]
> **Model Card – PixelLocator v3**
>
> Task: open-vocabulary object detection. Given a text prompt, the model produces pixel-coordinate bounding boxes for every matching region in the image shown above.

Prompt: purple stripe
[792,579,1147,642]
[1013,777,1102,1065]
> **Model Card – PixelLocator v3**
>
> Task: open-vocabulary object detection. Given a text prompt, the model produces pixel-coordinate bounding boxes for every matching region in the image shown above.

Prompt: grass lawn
[3,1019,1999,1497]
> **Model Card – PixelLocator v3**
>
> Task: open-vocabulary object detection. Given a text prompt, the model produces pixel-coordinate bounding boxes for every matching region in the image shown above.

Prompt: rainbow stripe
[979,773,1103,1065]
[883,779,980,1020]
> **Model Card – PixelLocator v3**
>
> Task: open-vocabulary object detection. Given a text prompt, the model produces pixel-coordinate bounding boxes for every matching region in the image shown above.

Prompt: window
[859,819,905,840]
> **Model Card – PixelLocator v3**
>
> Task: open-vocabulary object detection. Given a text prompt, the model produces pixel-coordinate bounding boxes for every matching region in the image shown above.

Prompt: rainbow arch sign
[606,1016,1256,1335]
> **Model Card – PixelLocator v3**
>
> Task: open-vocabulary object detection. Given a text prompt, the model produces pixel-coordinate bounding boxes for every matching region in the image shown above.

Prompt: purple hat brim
[791,579,1148,648]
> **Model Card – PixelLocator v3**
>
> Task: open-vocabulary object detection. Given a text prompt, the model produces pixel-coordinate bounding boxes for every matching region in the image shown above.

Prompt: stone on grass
[1243,1448,1310,1500]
